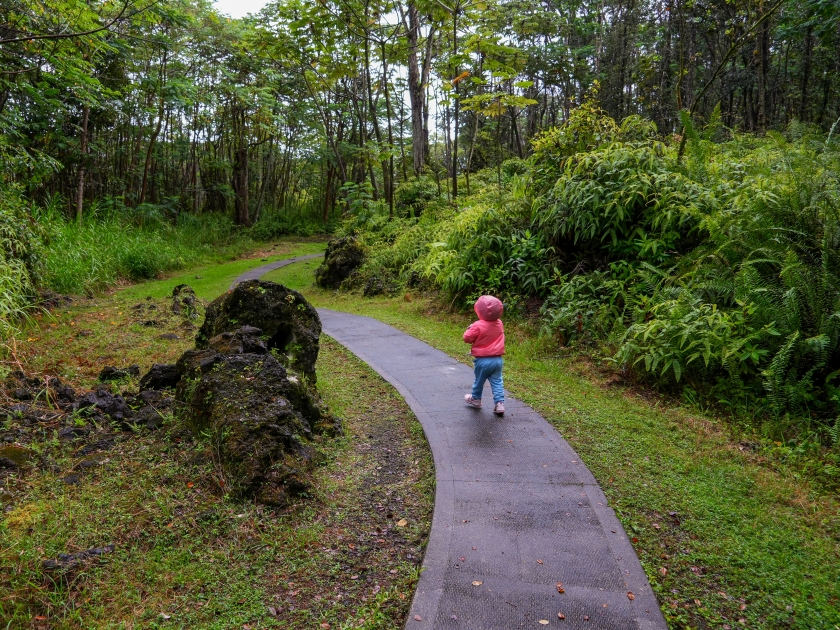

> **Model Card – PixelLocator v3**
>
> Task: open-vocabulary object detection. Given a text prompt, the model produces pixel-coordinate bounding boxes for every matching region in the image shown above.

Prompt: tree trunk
[76,104,90,225]
[139,52,167,206]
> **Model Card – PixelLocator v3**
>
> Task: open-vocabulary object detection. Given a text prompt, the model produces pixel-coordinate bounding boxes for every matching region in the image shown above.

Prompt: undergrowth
[331,101,840,460]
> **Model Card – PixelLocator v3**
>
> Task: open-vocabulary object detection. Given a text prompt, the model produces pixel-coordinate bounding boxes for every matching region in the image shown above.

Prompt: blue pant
[471,356,505,404]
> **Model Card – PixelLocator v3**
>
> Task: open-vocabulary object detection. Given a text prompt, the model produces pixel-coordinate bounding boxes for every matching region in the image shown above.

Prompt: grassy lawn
[259,262,840,630]
[2,240,434,628]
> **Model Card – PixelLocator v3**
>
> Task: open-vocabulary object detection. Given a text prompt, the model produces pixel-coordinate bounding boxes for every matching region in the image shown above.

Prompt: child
[463,295,505,416]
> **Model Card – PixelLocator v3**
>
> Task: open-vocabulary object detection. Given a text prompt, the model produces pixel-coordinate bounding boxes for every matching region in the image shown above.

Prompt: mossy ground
[261,262,840,630]
[1,240,434,629]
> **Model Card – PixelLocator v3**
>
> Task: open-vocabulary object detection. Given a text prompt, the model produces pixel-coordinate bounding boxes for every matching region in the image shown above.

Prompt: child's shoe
[464,395,482,408]
[493,402,505,416]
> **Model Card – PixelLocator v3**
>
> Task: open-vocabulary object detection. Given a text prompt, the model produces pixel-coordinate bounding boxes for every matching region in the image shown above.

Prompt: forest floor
[1,239,434,629]
[2,242,839,629]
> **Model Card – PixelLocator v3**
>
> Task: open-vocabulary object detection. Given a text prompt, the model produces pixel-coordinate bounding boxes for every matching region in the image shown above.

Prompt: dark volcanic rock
[77,390,128,422]
[12,388,32,401]
[363,276,394,297]
[138,363,179,391]
[54,384,76,403]
[42,544,115,573]
[172,284,200,319]
[98,365,140,381]
[195,281,321,379]
[314,236,365,289]
[207,325,267,355]
[126,406,165,430]
[176,325,339,506]
[58,426,90,441]
[0,445,36,469]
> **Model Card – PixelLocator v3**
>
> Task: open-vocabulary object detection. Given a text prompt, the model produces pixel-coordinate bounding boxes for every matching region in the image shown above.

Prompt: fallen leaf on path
[556,582,565,593]
[557,612,565,619]
[472,581,482,586]
[539,620,549,625]
[413,615,422,621]
[583,615,590,620]
[627,592,635,600]
[536,559,543,564]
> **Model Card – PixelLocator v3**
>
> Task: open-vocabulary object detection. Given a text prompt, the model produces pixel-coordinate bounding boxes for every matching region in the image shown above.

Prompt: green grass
[2,323,433,628]
[262,261,840,630]
[116,241,325,302]
[14,239,326,391]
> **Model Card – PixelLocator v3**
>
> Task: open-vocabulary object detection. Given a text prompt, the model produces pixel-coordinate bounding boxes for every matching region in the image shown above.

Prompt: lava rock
[42,544,115,572]
[54,384,76,403]
[195,281,321,379]
[175,328,340,506]
[58,426,90,441]
[12,388,32,401]
[77,390,129,422]
[0,445,36,468]
[314,236,365,289]
[126,406,164,430]
[207,325,267,355]
[98,365,140,381]
[172,284,200,319]
[363,276,394,297]
[138,363,179,391]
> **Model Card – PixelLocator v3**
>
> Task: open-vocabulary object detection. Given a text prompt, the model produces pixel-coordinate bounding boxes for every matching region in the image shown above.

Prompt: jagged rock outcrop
[314,236,365,289]
[175,282,339,506]
[195,280,321,379]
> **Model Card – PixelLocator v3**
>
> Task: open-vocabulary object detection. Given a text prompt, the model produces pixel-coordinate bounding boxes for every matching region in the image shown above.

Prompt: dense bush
[341,106,840,443]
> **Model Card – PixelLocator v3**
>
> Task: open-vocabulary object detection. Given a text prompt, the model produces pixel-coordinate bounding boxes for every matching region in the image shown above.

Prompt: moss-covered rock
[175,326,339,506]
[177,285,341,505]
[195,280,320,379]
[314,236,365,289]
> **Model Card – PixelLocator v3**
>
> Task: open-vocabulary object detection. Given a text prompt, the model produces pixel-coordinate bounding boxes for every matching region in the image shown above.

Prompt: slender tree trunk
[381,40,396,219]
[799,25,813,121]
[76,104,90,225]
[451,11,459,201]
[140,52,167,206]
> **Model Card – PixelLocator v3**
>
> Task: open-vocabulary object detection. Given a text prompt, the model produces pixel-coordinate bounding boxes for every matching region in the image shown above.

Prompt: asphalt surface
[317,309,667,629]
[228,253,324,290]
[230,259,666,628]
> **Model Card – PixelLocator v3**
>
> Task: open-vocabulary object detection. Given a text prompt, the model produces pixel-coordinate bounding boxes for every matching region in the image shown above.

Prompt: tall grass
[38,203,253,295]
[0,184,43,339]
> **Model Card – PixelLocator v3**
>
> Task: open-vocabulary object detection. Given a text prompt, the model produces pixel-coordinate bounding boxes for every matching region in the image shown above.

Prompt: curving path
[228,253,324,290]
[234,260,667,629]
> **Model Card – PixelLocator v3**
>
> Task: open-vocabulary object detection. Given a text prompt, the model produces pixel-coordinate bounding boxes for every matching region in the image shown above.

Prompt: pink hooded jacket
[463,295,505,357]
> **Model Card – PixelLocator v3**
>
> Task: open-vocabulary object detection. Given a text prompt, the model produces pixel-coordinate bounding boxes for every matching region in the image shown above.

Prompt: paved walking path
[228,253,323,289]
[318,310,666,629]
[232,260,667,628]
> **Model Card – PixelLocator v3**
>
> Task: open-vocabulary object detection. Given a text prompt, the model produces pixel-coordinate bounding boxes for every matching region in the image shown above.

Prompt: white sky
[213,0,270,19]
